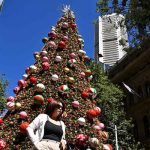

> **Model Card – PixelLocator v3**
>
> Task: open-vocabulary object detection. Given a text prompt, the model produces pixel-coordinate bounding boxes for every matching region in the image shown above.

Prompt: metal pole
[115,125,119,150]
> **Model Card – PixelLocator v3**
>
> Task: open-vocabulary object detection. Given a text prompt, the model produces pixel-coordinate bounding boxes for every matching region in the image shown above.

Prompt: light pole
[107,124,126,150]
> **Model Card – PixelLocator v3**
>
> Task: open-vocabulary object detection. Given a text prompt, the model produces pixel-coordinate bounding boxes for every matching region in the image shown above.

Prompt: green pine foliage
[89,62,144,149]
[0,75,8,114]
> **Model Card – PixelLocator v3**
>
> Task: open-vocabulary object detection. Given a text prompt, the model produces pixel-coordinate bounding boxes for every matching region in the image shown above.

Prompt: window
[143,115,150,137]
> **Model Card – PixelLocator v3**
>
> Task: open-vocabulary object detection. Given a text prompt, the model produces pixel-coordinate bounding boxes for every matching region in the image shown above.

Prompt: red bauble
[87,109,97,118]
[70,23,76,29]
[47,98,55,103]
[19,122,29,134]
[81,91,89,99]
[58,41,66,49]
[0,118,3,124]
[25,67,30,74]
[29,76,37,84]
[75,134,88,145]
[18,79,25,88]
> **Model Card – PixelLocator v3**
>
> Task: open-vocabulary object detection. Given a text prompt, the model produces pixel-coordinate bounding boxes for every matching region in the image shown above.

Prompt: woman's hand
[60,140,66,150]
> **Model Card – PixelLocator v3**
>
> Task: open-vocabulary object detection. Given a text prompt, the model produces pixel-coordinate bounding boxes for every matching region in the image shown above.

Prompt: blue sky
[0,0,99,97]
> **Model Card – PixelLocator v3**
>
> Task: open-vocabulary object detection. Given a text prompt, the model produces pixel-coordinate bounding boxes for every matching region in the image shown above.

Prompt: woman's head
[45,100,65,120]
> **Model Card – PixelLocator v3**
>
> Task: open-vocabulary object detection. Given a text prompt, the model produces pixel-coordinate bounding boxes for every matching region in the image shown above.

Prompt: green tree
[96,0,150,50]
[89,62,144,149]
[0,74,8,114]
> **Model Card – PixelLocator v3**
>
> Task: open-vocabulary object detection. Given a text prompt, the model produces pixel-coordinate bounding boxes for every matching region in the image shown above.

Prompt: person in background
[27,100,66,150]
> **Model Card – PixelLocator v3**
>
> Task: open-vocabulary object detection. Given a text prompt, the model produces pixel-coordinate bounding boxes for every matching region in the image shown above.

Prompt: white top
[26,114,66,145]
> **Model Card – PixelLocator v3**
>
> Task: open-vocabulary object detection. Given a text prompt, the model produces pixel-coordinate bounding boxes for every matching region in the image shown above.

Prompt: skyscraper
[94,13,128,66]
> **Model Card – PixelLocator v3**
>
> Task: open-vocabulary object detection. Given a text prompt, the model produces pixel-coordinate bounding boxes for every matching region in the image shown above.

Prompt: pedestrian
[27,100,66,150]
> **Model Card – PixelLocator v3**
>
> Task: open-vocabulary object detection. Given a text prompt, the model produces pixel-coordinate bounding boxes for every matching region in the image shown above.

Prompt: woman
[27,100,66,150]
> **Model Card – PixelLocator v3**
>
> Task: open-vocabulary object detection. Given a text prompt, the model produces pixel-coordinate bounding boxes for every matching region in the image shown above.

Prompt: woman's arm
[26,114,42,144]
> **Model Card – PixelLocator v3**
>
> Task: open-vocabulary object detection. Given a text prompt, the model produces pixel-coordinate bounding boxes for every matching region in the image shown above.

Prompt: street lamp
[107,125,126,150]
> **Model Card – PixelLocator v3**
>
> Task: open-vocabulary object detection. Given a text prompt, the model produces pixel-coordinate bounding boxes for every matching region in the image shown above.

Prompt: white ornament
[55,56,62,62]
[36,83,45,92]
[22,74,28,80]
[52,74,59,81]
[89,137,99,147]
[41,51,48,56]
[29,65,37,73]
[77,117,86,125]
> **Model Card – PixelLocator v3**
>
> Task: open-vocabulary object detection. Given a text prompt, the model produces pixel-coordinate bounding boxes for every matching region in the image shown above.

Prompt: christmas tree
[0,6,112,150]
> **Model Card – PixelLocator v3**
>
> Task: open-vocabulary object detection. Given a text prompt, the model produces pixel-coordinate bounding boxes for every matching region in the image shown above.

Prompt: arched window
[143,115,150,137]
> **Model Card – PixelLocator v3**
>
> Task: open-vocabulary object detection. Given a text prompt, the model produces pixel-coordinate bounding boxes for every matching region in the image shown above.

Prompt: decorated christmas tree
[0,6,112,150]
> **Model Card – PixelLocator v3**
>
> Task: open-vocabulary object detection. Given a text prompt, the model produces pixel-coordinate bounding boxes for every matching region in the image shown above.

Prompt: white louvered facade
[94,13,128,66]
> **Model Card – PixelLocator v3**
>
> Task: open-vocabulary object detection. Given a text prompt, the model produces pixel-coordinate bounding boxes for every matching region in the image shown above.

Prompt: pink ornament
[76,134,88,145]
[70,53,76,59]
[0,140,6,149]
[79,72,85,78]
[41,56,49,62]
[98,123,105,130]
[93,125,101,131]
[18,79,25,88]
[19,111,28,119]
[13,86,20,94]
[62,36,68,41]
[7,96,15,102]
[72,101,80,108]
[6,102,15,111]
[48,31,57,38]
[48,41,56,48]
[42,62,50,71]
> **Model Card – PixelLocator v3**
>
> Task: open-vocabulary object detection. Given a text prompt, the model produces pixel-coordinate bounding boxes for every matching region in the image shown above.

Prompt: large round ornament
[41,56,49,62]
[19,111,28,119]
[85,69,92,76]
[68,59,77,68]
[48,41,56,48]
[62,36,68,41]
[0,140,6,149]
[77,117,86,126]
[68,77,75,83]
[36,83,45,92]
[0,118,3,124]
[33,95,44,105]
[6,102,15,111]
[103,144,113,150]
[87,109,97,119]
[72,101,80,108]
[78,49,86,56]
[13,86,20,94]
[95,107,101,116]
[19,122,29,134]
[70,53,76,59]
[25,67,30,74]
[89,138,99,147]
[41,50,48,56]
[42,37,49,44]
[64,67,70,73]
[55,56,62,62]
[51,74,59,81]
[62,22,69,29]
[42,62,50,71]
[18,79,26,88]
[7,96,15,102]
[70,23,76,29]
[29,76,37,84]
[81,91,89,99]
[75,134,88,145]
[29,65,37,73]
[15,102,22,109]
[79,72,85,78]
[48,31,57,38]
[58,41,66,49]
[59,85,69,93]
[22,74,28,80]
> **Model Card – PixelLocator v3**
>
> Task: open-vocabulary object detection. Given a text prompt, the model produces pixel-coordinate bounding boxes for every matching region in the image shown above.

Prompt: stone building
[108,44,150,149]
